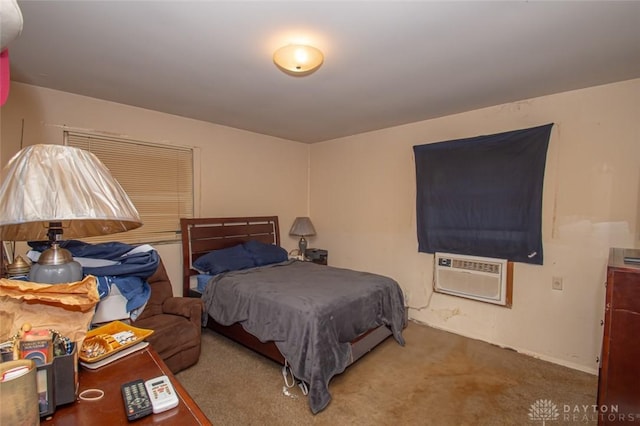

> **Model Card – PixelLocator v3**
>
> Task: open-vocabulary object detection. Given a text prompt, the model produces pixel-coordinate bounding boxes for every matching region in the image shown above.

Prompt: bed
[180,216,406,413]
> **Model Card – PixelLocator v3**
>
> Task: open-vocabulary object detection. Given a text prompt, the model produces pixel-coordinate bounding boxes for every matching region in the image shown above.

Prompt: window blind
[66,131,193,244]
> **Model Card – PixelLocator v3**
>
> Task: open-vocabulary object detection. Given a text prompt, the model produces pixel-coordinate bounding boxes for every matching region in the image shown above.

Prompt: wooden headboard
[179,216,280,296]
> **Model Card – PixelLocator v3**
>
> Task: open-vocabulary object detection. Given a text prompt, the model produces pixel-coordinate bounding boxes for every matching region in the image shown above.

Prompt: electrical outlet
[552,276,563,291]
[404,291,411,305]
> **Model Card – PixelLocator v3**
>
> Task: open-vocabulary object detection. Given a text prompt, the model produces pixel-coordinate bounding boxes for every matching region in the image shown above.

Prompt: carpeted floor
[176,321,598,425]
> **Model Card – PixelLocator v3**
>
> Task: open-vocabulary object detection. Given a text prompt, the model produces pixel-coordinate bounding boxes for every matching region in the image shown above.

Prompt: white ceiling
[7,1,640,144]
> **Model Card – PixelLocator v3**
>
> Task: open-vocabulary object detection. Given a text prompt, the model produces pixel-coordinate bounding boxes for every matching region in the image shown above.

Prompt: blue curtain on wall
[413,123,553,264]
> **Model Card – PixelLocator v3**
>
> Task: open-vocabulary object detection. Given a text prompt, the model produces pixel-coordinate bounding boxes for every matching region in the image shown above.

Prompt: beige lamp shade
[0,144,142,241]
[273,44,324,76]
[289,217,316,237]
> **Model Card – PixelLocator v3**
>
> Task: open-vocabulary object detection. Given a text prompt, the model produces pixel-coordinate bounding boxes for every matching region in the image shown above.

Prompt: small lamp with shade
[289,217,316,259]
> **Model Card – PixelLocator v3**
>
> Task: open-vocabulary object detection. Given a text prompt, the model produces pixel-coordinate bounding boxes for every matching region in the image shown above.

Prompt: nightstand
[306,248,327,265]
[40,346,211,425]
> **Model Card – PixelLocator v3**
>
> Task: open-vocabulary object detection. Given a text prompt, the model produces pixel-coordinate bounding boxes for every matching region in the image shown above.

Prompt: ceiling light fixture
[273,44,323,76]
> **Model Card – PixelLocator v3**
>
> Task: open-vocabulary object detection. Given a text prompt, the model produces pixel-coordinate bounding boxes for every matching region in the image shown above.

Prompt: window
[66,131,194,244]
[413,124,552,265]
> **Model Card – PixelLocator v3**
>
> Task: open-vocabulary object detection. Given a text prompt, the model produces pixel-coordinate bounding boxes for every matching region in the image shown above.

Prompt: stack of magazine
[623,249,640,264]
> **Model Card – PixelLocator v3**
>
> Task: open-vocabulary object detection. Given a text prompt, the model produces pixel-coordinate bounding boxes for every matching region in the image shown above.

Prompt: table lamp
[0,144,142,283]
[289,217,316,258]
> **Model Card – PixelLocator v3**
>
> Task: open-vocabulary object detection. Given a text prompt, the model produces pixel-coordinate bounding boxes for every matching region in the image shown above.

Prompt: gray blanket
[201,260,405,413]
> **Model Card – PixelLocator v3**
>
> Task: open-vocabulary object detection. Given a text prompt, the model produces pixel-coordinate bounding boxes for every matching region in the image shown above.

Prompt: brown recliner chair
[132,259,203,374]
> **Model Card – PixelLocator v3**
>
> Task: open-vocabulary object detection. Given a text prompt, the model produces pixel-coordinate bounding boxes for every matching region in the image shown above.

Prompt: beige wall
[2,79,638,375]
[0,83,310,295]
[309,78,640,374]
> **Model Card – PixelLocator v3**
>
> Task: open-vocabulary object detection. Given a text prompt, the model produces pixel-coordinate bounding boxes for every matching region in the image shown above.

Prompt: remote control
[144,375,179,414]
[121,379,153,421]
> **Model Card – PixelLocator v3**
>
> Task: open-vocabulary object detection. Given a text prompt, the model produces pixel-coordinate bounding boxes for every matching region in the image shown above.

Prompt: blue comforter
[201,260,405,413]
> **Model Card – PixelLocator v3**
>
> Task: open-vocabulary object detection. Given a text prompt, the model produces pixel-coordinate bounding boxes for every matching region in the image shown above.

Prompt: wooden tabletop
[41,346,211,426]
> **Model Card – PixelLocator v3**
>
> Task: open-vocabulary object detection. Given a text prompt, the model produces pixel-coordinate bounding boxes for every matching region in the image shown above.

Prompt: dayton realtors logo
[528,399,638,424]
[528,399,560,425]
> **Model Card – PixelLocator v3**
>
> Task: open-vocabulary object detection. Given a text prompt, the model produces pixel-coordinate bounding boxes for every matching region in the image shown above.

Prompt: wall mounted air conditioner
[434,252,512,307]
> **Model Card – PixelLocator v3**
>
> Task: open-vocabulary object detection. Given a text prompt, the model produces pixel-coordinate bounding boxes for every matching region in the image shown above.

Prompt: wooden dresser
[597,248,640,425]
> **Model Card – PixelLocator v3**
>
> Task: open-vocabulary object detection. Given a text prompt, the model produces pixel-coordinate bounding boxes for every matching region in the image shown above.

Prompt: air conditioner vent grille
[452,259,501,274]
